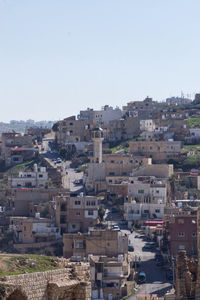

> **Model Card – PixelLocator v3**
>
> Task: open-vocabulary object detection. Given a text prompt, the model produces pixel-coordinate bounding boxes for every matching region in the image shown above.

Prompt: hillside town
[1,95,200,299]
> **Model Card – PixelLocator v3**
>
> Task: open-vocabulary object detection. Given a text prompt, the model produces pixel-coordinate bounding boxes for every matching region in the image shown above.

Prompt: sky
[0,0,200,122]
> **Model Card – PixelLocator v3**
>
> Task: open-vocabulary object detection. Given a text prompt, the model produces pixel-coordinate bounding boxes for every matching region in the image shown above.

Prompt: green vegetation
[52,122,59,132]
[187,117,200,128]
[0,254,63,277]
[183,144,200,151]
[182,152,200,170]
[109,141,129,153]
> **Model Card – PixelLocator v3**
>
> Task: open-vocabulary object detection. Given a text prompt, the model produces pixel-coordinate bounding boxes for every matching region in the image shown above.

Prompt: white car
[112,225,120,231]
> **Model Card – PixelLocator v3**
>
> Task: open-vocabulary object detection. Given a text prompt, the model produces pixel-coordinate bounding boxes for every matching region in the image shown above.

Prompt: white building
[9,164,48,188]
[124,202,165,227]
[79,105,123,125]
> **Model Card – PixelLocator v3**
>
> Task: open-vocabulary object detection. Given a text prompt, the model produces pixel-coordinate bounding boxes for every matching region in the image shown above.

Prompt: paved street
[125,231,172,299]
[40,146,84,193]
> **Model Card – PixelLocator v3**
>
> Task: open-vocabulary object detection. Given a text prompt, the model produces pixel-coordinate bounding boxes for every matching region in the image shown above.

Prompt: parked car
[142,243,154,251]
[112,225,120,231]
[137,271,146,284]
[128,245,134,252]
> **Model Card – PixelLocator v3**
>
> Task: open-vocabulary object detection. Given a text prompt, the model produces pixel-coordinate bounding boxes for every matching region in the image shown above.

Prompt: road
[40,147,84,193]
[125,231,172,299]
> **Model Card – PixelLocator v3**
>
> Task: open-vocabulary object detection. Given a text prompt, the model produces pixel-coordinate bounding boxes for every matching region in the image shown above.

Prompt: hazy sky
[0,0,200,122]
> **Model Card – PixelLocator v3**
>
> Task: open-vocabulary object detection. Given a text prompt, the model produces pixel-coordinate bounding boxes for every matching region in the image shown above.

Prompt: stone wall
[0,263,91,300]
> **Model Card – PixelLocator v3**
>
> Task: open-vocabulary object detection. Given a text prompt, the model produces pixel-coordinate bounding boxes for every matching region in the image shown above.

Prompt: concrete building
[124,201,165,226]
[55,116,91,146]
[124,176,168,225]
[79,105,123,126]
[107,117,140,142]
[140,119,155,132]
[63,229,128,258]
[165,207,197,256]
[9,164,48,188]
[132,164,174,178]
[9,216,61,244]
[55,193,98,233]
[1,132,35,166]
[129,141,182,163]
[90,254,134,300]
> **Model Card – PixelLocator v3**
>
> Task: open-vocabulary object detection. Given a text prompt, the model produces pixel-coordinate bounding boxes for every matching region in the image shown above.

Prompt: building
[1,132,35,166]
[9,215,61,254]
[9,164,48,188]
[55,116,91,146]
[129,141,182,163]
[124,176,168,225]
[164,205,197,256]
[90,254,134,300]
[140,119,155,132]
[63,229,128,258]
[55,193,98,233]
[166,96,192,105]
[132,164,174,178]
[79,105,123,126]
[107,117,140,142]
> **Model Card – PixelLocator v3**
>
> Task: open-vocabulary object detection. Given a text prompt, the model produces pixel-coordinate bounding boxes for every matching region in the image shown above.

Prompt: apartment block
[55,193,98,233]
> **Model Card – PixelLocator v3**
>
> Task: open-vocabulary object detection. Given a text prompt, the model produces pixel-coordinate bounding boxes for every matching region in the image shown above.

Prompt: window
[156,190,159,194]
[76,212,80,216]
[138,190,144,194]
[75,200,81,205]
[72,224,76,229]
[144,210,149,214]
[109,180,112,183]
[111,160,115,163]
[150,146,152,150]
[109,172,115,176]
[69,122,73,126]
[179,245,185,250]
[155,209,160,213]
[88,210,94,216]
[178,232,185,237]
[75,240,84,248]
[39,174,43,178]
[192,232,197,237]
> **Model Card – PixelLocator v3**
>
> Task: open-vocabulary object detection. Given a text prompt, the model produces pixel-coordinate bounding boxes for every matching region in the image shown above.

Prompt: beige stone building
[55,116,91,146]
[63,229,128,259]
[129,141,182,163]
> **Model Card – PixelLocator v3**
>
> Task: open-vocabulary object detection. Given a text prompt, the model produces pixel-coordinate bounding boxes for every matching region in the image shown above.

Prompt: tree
[98,206,105,222]
[52,122,59,132]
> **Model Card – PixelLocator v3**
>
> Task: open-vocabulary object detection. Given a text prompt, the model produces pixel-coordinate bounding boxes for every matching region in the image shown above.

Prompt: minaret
[92,127,104,163]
